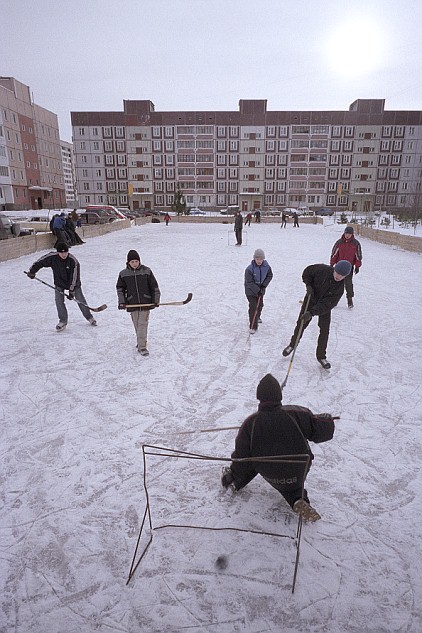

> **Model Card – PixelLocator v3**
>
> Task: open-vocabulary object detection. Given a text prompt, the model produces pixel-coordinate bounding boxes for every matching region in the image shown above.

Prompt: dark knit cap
[127,249,140,262]
[344,226,354,234]
[256,373,282,403]
[56,242,69,252]
[334,260,352,276]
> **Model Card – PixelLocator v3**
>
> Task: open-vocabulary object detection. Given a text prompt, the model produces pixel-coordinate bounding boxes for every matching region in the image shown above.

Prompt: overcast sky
[2,0,421,141]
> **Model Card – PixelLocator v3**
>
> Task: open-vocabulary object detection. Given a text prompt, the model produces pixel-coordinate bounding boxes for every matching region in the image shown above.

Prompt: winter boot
[88,317,97,326]
[317,358,331,370]
[138,348,149,356]
[347,298,354,309]
[56,321,67,332]
[293,499,321,522]
[282,345,293,357]
[249,328,256,334]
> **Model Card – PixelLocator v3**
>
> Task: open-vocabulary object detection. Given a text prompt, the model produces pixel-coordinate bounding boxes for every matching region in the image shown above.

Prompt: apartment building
[71,98,422,213]
[0,77,66,210]
[61,140,78,207]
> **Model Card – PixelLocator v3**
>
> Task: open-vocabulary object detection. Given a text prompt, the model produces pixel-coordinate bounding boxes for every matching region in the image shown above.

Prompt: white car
[189,207,206,216]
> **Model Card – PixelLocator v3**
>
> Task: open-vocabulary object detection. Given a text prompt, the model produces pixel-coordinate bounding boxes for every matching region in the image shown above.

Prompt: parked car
[0,213,20,239]
[316,207,335,216]
[132,208,162,217]
[189,207,206,216]
[220,205,239,215]
[79,211,109,225]
[85,205,118,222]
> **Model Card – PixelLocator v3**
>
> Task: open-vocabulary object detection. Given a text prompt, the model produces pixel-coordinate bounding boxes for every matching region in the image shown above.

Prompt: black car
[316,207,335,216]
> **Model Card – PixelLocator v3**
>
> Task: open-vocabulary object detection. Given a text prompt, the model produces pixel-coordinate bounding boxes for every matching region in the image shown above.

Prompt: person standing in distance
[282,260,352,369]
[116,249,160,356]
[221,373,336,522]
[292,211,300,228]
[330,226,362,308]
[244,248,273,333]
[26,242,97,331]
[234,210,243,246]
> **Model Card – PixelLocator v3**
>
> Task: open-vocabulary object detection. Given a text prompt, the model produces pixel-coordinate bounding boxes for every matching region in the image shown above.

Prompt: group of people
[50,212,84,248]
[226,223,363,521]
[26,222,362,522]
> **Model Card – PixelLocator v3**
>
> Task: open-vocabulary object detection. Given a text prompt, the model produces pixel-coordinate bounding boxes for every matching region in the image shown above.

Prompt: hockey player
[116,249,160,356]
[221,374,336,522]
[330,226,362,308]
[282,260,352,369]
[26,242,97,331]
[244,248,273,333]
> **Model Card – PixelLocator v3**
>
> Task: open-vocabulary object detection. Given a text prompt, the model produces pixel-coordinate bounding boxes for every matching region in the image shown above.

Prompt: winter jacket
[330,235,362,269]
[234,214,243,231]
[244,260,273,297]
[302,264,345,317]
[230,403,335,492]
[29,251,81,290]
[116,264,160,312]
[53,216,66,231]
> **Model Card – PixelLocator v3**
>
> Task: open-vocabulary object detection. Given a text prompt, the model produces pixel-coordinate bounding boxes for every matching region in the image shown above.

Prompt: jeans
[55,286,93,323]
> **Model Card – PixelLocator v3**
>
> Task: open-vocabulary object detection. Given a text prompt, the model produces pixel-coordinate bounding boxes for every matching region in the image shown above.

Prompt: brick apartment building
[0,77,66,211]
[71,98,422,213]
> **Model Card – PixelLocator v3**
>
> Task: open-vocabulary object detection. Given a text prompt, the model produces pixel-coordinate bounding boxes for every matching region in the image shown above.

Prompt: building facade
[71,98,422,213]
[0,77,66,210]
[61,140,78,208]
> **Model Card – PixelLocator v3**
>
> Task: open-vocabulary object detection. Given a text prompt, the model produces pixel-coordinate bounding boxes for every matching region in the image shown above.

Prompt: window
[266,140,275,151]
[104,141,113,152]
[279,126,288,136]
[115,127,125,138]
[343,141,353,151]
[96,182,103,191]
[83,182,90,191]
[267,126,276,137]
[103,127,112,137]
[311,126,329,134]
[217,126,226,137]
[165,126,173,137]
[153,140,162,151]
[344,126,354,137]
[92,127,99,136]
[79,128,85,136]
[292,125,310,134]
[229,141,238,151]
[217,140,226,151]
[165,140,174,151]
[116,141,125,152]
[229,126,239,137]
[152,127,161,137]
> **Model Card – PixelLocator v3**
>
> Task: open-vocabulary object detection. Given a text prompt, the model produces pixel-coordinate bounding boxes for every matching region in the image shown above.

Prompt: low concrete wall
[0,218,132,263]
[346,224,422,253]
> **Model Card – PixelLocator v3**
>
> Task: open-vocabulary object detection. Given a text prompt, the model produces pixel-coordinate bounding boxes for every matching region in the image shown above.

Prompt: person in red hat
[330,226,362,308]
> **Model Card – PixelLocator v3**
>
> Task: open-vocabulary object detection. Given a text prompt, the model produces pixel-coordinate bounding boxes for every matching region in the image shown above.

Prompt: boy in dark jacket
[116,249,160,356]
[244,248,273,333]
[282,261,352,369]
[222,374,335,522]
[27,243,96,331]
[330,226,362,308]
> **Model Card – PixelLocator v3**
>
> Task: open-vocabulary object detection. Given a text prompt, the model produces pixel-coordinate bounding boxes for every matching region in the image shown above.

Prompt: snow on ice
[1,220,421,633]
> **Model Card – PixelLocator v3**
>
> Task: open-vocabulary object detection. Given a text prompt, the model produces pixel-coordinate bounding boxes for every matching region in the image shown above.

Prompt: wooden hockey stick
[125,293,192,308]
[24,272,108,312]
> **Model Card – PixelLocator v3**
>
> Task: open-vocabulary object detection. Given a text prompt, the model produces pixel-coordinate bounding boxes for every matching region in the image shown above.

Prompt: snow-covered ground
[1,221,421,633]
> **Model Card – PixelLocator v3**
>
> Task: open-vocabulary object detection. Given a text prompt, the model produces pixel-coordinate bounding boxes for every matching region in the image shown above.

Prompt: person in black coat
[282,261,352,369]
[234,211,243,245]
[221,374,335,521]
[27,242,96,331]
[116,249,160,356]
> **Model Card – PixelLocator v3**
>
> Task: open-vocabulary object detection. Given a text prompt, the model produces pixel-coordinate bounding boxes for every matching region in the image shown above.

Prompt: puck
[215,555,228,570]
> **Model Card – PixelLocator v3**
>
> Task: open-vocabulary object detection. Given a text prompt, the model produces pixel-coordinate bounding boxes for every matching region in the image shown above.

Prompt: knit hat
[256,374,282,403]
[127,249,140,262]
[56,242,69,252]
[334,260,352,276]
[254,248,265,260]
[344,226,354,234]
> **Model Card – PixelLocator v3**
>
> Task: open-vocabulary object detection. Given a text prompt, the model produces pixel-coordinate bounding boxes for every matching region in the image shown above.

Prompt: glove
[258,285,265,295]
[26,271,35,279]
[314,413,334,423]
[221,467,235,489]
[305,284,314,298]
[354,267,359,274]
[302,310,312,323]
[118,303,126,310]
[67,291,75,300]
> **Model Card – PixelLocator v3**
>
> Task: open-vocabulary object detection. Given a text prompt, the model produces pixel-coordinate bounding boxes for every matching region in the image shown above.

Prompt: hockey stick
[125,293,192,309]
[24,272,108,312]
[281,292,312,389]
[247,293,262,339]
[176,417,340,435]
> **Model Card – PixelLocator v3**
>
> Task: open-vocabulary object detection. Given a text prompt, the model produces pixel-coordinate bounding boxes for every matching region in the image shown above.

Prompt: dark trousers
[235,228,242,245]
[344,269,354,299]
[247,295,263,330]
[290,302,331,360]
[279,486,310,508]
